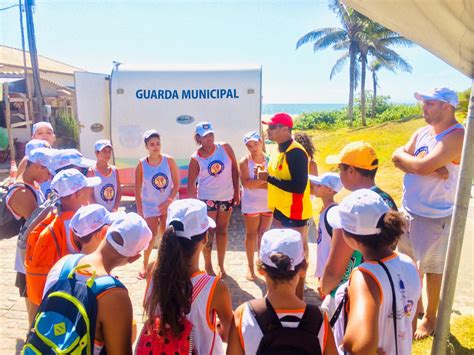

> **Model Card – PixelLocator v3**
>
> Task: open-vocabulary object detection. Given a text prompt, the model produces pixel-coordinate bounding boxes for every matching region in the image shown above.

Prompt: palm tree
[296,1,365,127]
[368,56,412,118]
[356,22,413,125]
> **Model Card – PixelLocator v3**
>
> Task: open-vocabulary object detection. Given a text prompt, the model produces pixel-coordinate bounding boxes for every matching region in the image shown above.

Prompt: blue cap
[25,139,51,157]
[414,87,458,108]
[309,172,343,193]
[195,121,214,137]
[94,139,112,152]
[52,149,96,172]
[243,131,261,144]
[27,147,56,168]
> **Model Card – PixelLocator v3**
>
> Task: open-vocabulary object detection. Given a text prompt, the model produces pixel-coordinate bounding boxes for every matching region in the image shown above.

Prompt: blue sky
[1,0,471,104]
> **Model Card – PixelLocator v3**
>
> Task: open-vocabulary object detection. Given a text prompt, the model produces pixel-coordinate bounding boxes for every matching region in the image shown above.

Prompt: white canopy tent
[343,1,473,354]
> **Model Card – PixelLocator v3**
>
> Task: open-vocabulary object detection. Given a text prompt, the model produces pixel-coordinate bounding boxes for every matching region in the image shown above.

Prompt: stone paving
[0,206,322,354]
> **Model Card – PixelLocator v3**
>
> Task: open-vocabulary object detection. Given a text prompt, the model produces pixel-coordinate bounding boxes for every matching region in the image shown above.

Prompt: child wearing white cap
[329,189,421,354]
[188,121,240,278]
[88,139,122,212]
[25,168,101,309]
[228,228,337,354]
[140,199,233,355]
[5,147,55,326]
[239,131,272,281]
[40,212,152,354]
[135,129,180,279]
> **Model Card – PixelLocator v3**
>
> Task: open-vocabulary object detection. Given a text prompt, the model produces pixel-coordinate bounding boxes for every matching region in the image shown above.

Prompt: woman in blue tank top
[135,130,180,279]
[187,122,240,278]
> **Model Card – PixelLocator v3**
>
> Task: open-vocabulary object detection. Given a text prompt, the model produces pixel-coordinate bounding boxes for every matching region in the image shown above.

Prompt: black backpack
[0,183,36,240]
[248,298,323,355]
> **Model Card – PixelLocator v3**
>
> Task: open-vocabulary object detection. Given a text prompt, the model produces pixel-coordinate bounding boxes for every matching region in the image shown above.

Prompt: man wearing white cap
[5,147,55,325]
[25,168,101,308]
[38,212,152,354]
[392,87,464,339]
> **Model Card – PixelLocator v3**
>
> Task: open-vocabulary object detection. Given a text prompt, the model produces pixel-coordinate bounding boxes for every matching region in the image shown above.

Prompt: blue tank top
[92,165,118,212]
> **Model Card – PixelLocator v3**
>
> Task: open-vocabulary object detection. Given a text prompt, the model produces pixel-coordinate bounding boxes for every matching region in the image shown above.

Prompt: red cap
[262,112,293,128]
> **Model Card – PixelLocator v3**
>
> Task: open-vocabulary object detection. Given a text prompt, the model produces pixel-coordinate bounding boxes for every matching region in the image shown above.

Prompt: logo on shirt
[152,173,169,191]
[100,184,115,202]
[208,160,224,176]
[414,146,429,159]
[317,226,322,244]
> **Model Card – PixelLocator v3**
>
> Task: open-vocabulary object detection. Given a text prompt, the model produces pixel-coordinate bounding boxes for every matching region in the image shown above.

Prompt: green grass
[411,315,474,354]
[304,117,426,205]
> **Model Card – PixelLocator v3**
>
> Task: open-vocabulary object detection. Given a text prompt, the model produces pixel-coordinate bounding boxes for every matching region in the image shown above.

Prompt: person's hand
[257,171,269,181]
[158,198,172,215]
[434,166,449,180]
[392,147,404,161]
[316,279,325,299]
[233,191,241,206]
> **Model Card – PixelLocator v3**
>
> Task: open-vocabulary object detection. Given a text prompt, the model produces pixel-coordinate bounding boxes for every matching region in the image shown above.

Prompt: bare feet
[414,316,435,340]
[246,268,257,281]
[205,267,216,276]
[137,266,146,280]
[217,267,227,279]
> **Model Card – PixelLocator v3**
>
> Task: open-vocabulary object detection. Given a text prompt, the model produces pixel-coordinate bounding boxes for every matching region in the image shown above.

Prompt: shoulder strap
[8,182,38,202]
[330,287,348,328]
[436,123,464,140]
[191,273,212,303]
[248,298,281,334]
[299,304,323,333]
[90,275,126,296]
[324,204,337,237]
[376,260,398,355]
[59,254,86,279]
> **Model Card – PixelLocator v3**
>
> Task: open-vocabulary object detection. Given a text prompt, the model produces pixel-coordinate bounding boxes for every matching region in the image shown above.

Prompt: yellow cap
[326,141,378,171]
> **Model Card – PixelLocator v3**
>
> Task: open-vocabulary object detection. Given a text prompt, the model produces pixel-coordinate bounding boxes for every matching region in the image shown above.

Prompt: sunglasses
[268,124,284,130]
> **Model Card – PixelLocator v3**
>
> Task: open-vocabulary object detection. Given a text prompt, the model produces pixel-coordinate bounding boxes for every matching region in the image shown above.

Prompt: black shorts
[15,272,27,297]
[202,199,233,212]
[273,209,308,228]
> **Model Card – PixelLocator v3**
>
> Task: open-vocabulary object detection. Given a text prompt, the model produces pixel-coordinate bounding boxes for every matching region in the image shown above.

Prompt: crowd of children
[5,87,462,354]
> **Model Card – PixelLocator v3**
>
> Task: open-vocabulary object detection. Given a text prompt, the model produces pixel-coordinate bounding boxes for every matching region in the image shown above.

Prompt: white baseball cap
[94,139,113,152]
[143,129,160,143]
[52,149,96,172]
[71,204,125,238]
[32,122,54,135]
[25,139,51,157]
[26,147,56,168]
[243,131,261,145]
[105,212,152,257]
[260,229,305,271]
[414,87,458,108]
[195,121,215,137]
[166,199,216,239]
[309,172,343,193]
[51,168,101,197]
[327,188,390,235]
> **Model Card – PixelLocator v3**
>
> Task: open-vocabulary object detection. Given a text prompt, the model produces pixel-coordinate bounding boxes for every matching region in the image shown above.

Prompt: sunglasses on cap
[268,124,285,130]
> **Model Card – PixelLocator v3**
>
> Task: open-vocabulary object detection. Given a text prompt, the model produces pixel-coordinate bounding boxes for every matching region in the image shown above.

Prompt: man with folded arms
[392,87,464,339]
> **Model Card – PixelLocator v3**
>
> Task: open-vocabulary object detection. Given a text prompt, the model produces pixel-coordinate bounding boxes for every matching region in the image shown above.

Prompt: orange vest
[25,210,76,305]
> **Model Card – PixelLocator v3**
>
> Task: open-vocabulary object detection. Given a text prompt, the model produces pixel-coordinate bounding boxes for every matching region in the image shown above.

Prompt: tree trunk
[372,71,377,119]
[348,44,357,127]
[361,54,367,126]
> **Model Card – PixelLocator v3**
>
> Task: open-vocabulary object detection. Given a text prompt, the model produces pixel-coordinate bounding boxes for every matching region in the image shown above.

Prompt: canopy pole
[431,81,474,355]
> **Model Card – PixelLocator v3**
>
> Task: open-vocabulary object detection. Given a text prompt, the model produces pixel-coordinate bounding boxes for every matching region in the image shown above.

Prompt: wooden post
[3,84,15,161]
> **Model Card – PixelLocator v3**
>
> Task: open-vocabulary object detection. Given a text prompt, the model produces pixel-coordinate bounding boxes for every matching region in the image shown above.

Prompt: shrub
[51,113,79,148]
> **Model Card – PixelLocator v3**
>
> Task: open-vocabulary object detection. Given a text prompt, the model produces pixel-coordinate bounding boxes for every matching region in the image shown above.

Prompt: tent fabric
[343,0,474,79]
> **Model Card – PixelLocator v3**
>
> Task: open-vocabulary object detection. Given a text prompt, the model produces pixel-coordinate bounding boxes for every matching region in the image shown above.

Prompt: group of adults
[4,86,464,354]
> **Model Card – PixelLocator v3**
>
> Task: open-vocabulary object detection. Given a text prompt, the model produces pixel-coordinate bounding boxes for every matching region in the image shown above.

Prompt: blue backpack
[22,254,125,355]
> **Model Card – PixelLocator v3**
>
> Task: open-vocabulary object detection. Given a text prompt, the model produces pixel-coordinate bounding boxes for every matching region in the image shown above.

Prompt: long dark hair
[294,132,316,160]
[257,253,307,283]
[145,222,206,336]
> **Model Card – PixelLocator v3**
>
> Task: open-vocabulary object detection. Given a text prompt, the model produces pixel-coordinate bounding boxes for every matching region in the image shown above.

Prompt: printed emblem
[53,322,66,336]
[208,160,224,176]
[404,300,414,317]
[317,226,322,244]
[414,146,429,159]
[100,184,115,201]
[151,173,169,191]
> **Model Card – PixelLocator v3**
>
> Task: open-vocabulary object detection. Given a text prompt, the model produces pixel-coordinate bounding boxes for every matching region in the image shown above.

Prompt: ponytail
[145,223,206,337]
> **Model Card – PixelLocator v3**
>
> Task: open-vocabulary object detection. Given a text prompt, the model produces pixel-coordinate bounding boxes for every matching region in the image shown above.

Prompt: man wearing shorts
[392,87,464,339]
[258,112,312,298]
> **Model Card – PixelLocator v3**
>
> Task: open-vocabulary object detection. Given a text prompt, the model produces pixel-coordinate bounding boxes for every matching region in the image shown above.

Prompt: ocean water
[262,103,345,115]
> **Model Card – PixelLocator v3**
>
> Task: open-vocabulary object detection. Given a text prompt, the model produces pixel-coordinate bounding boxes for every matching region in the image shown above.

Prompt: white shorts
[398,211,451,274]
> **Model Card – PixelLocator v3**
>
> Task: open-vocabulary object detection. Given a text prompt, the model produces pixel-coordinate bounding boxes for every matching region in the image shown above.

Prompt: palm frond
[312,30,348,51]
[296,27,343,50]
[330,52,350,80]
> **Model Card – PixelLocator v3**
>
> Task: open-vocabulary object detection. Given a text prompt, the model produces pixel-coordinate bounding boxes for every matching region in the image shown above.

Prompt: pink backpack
[136,274,212,354]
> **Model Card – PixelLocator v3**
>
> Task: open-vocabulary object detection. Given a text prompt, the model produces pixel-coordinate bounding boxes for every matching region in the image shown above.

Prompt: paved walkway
[0,207,322,354]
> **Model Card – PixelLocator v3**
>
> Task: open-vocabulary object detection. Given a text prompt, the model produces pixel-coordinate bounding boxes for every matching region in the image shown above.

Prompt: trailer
[75,65,262,196]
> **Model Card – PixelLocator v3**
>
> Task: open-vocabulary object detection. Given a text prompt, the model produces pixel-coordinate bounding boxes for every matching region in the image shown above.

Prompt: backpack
[248,298,323,355]
[17,194,60,249]
[25,210,76,305]
[22,254,125,355]
[135,273,213,355]
[323,204,337,238]
[0,183,36,240]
